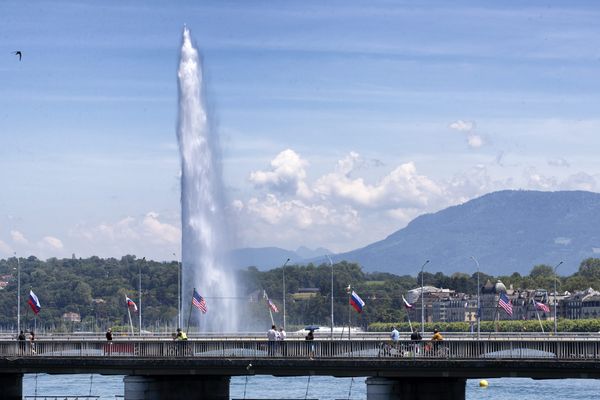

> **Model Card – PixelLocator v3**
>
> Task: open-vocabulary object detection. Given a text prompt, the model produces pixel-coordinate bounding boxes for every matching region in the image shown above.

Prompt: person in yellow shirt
[431,329,443,341]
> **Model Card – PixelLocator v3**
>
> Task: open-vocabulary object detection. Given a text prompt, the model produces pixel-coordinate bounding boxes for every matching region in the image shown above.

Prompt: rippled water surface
[23,374,600,399]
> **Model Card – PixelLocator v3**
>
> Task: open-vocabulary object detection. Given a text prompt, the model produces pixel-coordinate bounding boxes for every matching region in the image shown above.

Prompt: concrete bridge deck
[0,339,599,400]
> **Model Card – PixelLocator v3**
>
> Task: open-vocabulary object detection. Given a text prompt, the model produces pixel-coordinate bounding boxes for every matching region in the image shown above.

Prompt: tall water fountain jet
[177,27,237,332]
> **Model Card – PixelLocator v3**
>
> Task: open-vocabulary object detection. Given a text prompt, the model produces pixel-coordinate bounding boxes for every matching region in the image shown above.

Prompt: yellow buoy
[479,379,489,388]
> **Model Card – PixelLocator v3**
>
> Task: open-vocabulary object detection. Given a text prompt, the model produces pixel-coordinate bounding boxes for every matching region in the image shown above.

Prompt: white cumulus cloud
[142,212,180,244]
[450,119,485,148]
[40,236,64,250]
[0,239,12,255]
[11,230,29,245]
[249,149,312,198]
[449,120,475,132]
[467,134,484,148]
[315,158,443,209]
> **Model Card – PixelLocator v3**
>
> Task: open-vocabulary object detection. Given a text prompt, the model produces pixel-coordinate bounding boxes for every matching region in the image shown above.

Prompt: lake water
[22,374,600,399]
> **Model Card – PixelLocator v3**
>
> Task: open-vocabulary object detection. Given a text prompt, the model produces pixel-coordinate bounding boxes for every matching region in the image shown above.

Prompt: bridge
[1,338,599,400]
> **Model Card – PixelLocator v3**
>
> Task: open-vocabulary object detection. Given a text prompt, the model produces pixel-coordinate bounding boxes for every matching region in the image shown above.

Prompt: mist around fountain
[177,27,238,332]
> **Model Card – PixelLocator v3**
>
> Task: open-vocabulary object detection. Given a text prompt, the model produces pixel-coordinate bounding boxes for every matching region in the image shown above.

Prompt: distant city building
[62,312,81,322]
[408,280,557,324]
[0,274,12,290]
[292,288,320,301]
[563,288,600,320]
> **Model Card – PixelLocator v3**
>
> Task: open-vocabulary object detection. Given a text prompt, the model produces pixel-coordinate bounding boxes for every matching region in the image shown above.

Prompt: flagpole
[24,306,30,332]
[186,288,195,333]
[127,307,134,336]
[281,258,290,331]
[402,295,413,332]
[264,291,275,326]
[494,297,500,333]
[15,253,21,335]
[532,299,545,333]
[173,252,181,330]
[327,255,334,341]
[138,259,143,337]
[347,285,351,340]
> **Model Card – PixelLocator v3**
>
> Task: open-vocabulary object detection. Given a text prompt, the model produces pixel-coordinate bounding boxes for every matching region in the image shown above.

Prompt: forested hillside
[332,190,600,275]
[2,255,600,332]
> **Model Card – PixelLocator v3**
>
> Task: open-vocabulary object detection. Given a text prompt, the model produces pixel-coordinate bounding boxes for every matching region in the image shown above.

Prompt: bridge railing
[1,340,598,360]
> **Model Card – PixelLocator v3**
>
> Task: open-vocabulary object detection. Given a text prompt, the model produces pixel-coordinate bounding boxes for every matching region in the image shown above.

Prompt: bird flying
[12,51,22,61]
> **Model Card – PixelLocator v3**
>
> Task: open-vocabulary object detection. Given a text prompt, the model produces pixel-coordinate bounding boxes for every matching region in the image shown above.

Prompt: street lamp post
[470,256,481,339]
[281,258,291,330]
[553,261,564,335]
[15,253,20,334]
[327,255,334,340]
[420,260,430,337]
[139,258,144,336]
[173,253,181,329]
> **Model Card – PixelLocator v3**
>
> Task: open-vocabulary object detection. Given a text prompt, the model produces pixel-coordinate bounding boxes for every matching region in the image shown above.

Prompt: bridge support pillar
[0,373,22,400]
[366,377,466,400]
[124,375,230,400]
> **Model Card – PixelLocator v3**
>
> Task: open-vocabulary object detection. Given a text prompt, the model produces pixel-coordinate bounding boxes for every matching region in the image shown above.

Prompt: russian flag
[28,290,41,314]
[349,291,365,313]
[402,295,413,309]
[126,295,138,312]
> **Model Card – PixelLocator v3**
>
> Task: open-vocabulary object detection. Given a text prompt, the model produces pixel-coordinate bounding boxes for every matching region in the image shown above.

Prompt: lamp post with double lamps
[470,256,481,339]
[420,260,430,337]
[281,258,291,330]
[553,261,564,335]
[15,253,21,334]
[173,253,181,328]
[327,255,334,340]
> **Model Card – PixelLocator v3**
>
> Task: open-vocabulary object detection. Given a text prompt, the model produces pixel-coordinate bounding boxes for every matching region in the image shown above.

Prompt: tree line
[1,255,600,332]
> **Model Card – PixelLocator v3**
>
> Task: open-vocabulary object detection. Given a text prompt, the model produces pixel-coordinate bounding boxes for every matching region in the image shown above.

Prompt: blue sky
[2,1,600,260]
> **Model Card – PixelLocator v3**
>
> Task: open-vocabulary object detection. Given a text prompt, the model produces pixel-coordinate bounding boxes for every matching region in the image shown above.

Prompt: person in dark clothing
[410,328,422,354]
[105,328,113,355]
[305,330,315,359]
[17,331,26,355]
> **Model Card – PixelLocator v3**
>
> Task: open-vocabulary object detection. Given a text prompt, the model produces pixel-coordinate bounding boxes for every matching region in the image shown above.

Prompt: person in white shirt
[278,327,287,356]
[390,326,400,342]
[267,325,278,341]
[267,325,278,356]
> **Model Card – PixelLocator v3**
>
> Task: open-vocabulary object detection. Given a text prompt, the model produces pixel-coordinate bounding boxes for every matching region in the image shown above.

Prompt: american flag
[192,289,207,314]
[498,292,513,316]
[267,299,279,313]
[534,301,550,313]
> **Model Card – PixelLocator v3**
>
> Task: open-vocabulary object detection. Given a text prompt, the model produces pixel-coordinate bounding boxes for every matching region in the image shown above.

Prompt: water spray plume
[177,26,238,332]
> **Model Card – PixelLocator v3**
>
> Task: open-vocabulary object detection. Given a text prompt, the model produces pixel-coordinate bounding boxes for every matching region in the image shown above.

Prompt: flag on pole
[402,295,413,309]
[192,289,208,313]
[28,290,41,314]
[125,295,138,312]
[267,298,279,313]
[534,301,550,313]
[263,290,279,313]
[498,292,513,316]
[349,291,365,313]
